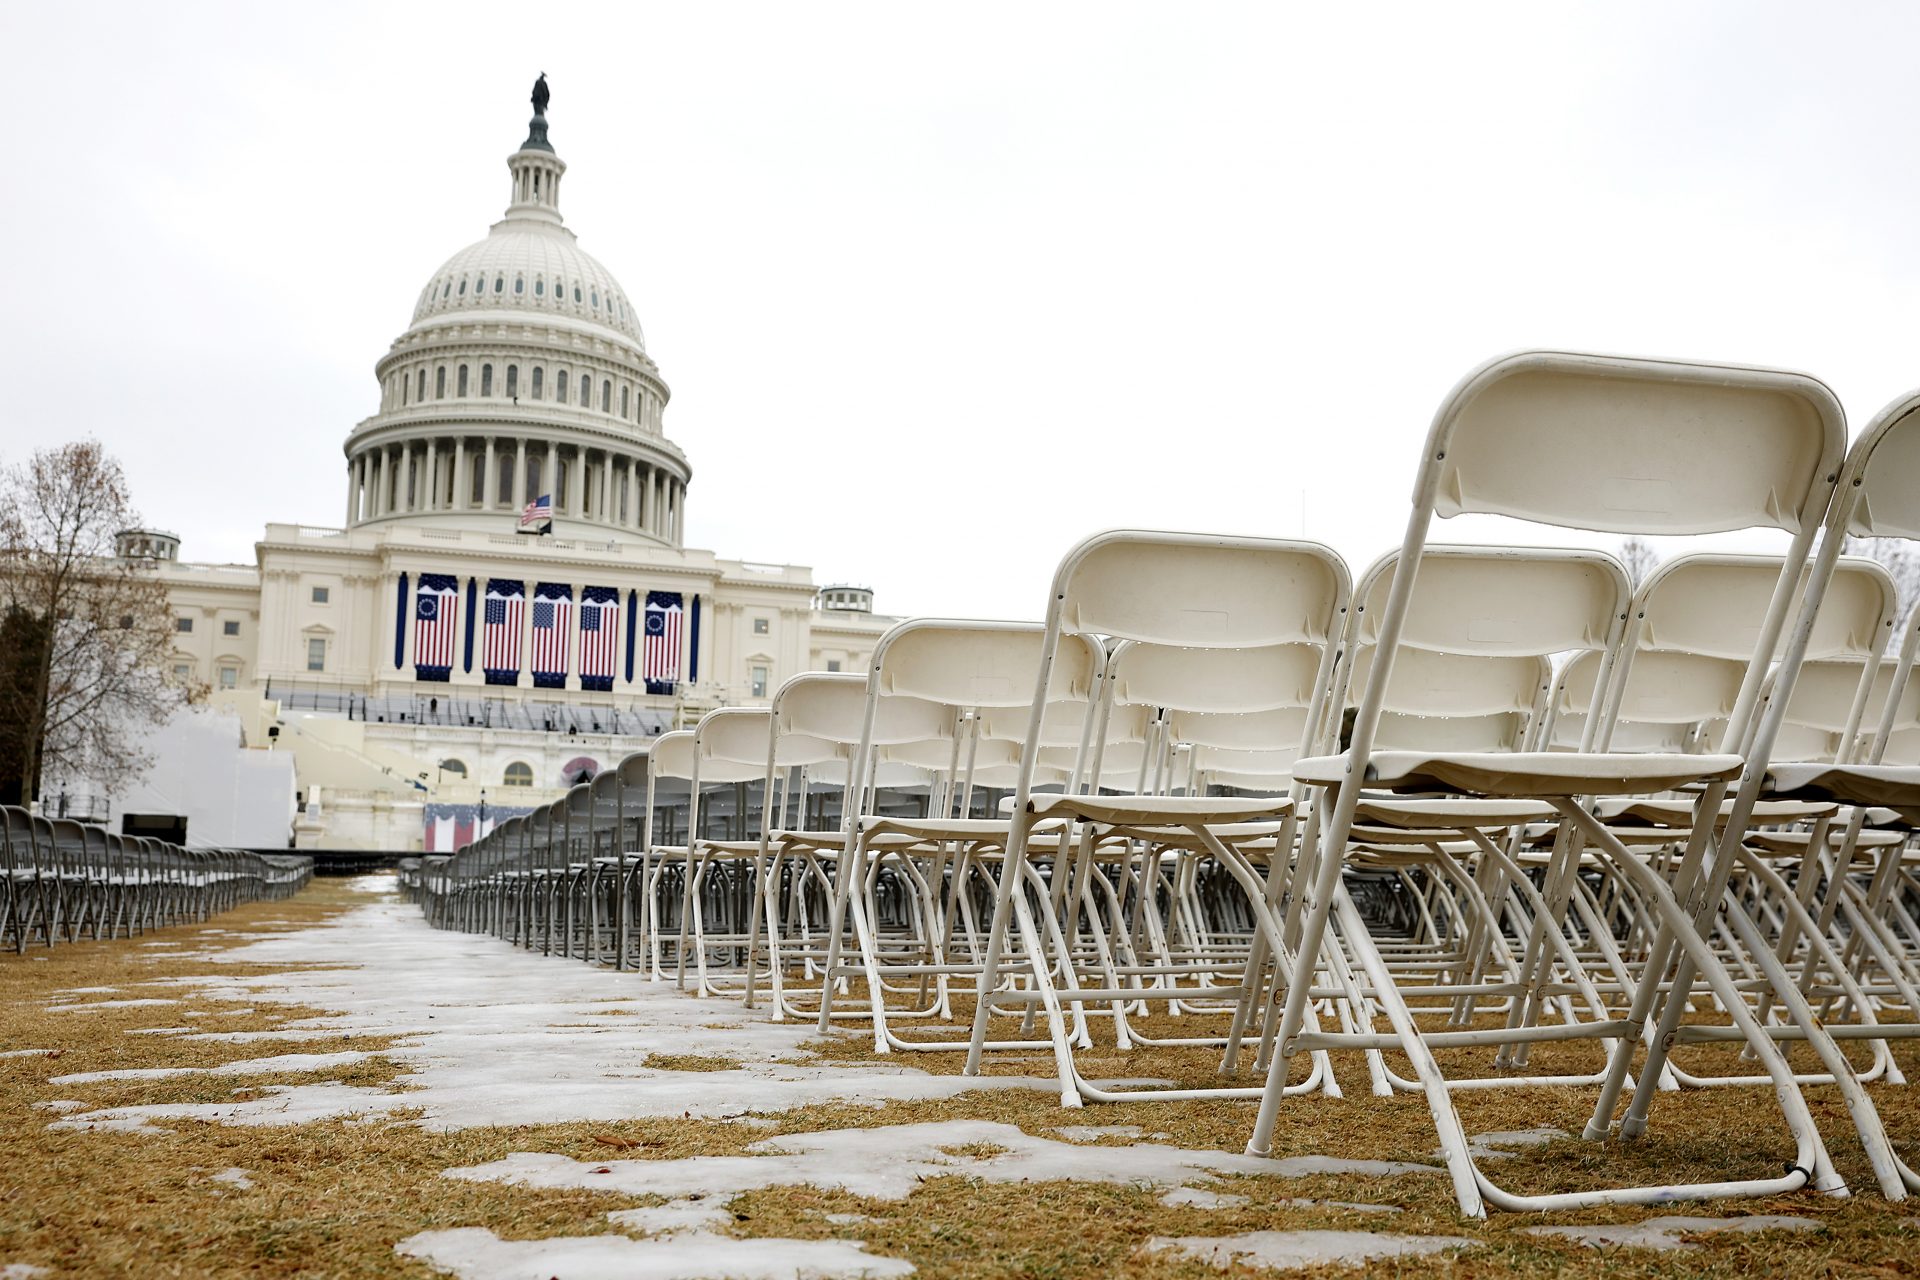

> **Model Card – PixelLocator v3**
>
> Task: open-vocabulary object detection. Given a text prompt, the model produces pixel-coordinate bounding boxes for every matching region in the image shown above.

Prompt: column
[513,438,527,508]
[483,437,498,509]
[627,457,640,529]
[345,457,357,525]
[453,436,467,510]
[599,452,612,524]
[423,438,438,512]
[670,482,681,542]
[372,449,386,517]
[642,466,655,535]
[545,440,557,508]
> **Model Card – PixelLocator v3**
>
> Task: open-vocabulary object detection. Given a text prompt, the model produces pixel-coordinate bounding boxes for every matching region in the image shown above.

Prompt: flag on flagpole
[531,582,574,688]
[642,591,683,695]
[579,586,619,692]
[519,493,553,533]
[413,573,459,681]
[482,579,525,685]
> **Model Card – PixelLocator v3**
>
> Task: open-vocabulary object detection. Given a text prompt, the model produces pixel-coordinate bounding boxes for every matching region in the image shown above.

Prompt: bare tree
[1617,536,1661,587]
[1845,536,1920,654]
[0,442,196,807]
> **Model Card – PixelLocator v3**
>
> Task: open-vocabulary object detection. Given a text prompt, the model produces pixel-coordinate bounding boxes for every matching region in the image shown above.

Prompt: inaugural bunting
[413,573,459,682]
[578,586,619,692]
[642,590,683,695]
[482,579,525,685]
[531,582,574,688]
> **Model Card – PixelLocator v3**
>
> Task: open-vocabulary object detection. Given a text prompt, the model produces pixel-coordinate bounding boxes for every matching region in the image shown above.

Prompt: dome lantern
[504,75,565,231]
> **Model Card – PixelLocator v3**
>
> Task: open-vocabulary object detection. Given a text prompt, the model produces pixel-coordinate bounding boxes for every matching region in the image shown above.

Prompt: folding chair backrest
[773,672,951,749]
[872,621,1100,708]
[1058,532,1347,649]
[1356,545,1628,656]
[1107,641,1328,713]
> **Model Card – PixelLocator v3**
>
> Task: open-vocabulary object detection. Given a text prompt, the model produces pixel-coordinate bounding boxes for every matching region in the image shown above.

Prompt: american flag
[643,590,683,694]
[424,802,535,852]
[483,579,524,683]
[579,586,619,691]
[413,574,459,678]
[519,493,553,532]
[531,582,573,688]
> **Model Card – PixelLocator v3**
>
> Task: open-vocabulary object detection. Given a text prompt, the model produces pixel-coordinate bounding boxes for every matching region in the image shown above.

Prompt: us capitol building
[107,82,891,851]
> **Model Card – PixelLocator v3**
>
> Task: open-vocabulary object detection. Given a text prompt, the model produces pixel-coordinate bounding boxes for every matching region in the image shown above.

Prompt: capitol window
[457,279,466,296]
[442,280,450,298]
[514,276,523,295]
[579,376,590,407]
[175,617,192,633]
[457,365,469,397]
[494,276,504,294]
[531,367,543,400]
[753,617,769,635]
[601,382,610,412]
[573,285,582,303]
[223,620,240,637]
[218,666,238,690]
[173,663,192,681]
[556,370,568,402]
[591,290,599,307]
[307,637,326,672]
[620,386,629,417]
[505,365,518,398]
[503,762,533,787]
[534,278,544,297]
[417,370,427,401]
[751,666,768,698]
[827,660,841,673]
[311,586,330,604]
[480,364,492,396]
[436,367,447,399]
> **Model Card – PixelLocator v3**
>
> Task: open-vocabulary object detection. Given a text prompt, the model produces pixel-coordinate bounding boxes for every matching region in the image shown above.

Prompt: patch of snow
[1141,1230,1473,1270]
[0,1264,51,1278]
[446,1119,1436,1203]
[30,1100,85,1114]
[50,1050,371,1085]
[55,986,120,995]
[825,1214,877,1226]
[1052,1124,1169,1142]
[395,1226,914,1279]
[211,1167,254,1191]
[0,1049,56,1059]
[1524,1215,1822,1252]
[47,1083,403,1135]
[45,998,179,1012]
[124,1027,196,1035]
[1279,1198,1402,1214]
[1436,1127,1573,1163]
[346,875,397,894]
[1160,1187,1249,1209]
[606,1200,735,1233]
[95,898,1158,1130]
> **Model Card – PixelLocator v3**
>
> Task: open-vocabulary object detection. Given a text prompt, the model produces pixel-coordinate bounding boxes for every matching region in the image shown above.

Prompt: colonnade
[346,436,683,543]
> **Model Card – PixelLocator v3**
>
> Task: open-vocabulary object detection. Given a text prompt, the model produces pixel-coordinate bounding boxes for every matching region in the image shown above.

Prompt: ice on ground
[1142,1230,1473,1270]
[607,1201,735,1233]
[395,1227,914,1279]
[347,874,396,894]
[1052,1124,1169,1142]
[50,1050,371,1085]
[1524,1215,1822,1251]
[0,1049,56,1059]
[124,1027,196,1035]
[30,1101,85,1114]
[1161,1187,1249,1209]
[446,1119,1436,1203]
[1433,1127,1570,1163]
[85,898,1144,1130]
[0,1264,51,1278]
[45,998,179,1012]
[825,1214,877,1226]
[1279,1198,1402,1213]
[54,986,119,995]
[211,1167,254,1191]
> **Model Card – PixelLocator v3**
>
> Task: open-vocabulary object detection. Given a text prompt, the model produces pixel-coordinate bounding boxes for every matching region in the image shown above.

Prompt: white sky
[3,2,1915,619]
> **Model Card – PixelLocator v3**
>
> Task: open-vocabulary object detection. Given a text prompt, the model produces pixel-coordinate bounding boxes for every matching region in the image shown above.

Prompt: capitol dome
[342,85,689,546]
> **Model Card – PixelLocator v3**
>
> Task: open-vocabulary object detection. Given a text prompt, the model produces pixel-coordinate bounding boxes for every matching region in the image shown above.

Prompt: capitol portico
[94,81,892,853]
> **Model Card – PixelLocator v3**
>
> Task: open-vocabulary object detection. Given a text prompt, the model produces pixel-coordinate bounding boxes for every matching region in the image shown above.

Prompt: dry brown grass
[3,882,1919,1277]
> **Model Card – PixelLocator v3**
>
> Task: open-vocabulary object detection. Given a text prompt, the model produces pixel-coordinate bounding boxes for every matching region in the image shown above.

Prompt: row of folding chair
[418,348,1920,1220]
[1,806,313,952]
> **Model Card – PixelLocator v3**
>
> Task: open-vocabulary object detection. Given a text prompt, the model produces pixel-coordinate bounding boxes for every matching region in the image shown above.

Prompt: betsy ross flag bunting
[578,586,619,692]
[643,590,684,695]
[413,573,459,681]
[519,493,553,533]
[482,579,525,685]
[531,582,573,688]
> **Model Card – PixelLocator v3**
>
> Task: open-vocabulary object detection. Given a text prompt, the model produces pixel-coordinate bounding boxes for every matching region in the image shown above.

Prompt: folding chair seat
[1256,349,1857,1216]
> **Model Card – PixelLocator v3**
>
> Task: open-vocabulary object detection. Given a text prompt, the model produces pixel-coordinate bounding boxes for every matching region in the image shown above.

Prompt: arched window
[591,290,599,308]
[503,762,533,787]
[480,364,492,396]
[493,276,504,294]
[456,365,469,397]
[620,386,629,417]
[514,276,523,295]
[417,369,427,402]
[601,381,611,412]
[527,455,543,497]
[535,277,545,298]
[531,366,544,400]
[442,759,468,778]
[556,370,569,402]
[497,450,513,503]
[435,366,447,399]
[580,376,591,407]
[573,285,582,303]
[457,278,467,296]
[402,375,410,406]
[441,280,451,299]
[505,365,518,398]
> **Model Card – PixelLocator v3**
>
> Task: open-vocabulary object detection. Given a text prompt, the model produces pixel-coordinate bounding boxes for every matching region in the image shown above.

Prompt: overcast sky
[3,3,1915,618]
